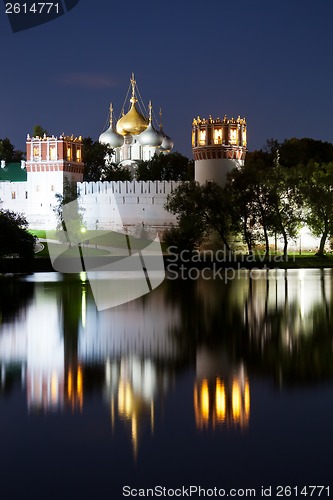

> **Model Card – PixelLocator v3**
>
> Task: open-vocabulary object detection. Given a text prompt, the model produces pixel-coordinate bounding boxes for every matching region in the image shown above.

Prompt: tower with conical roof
[192,115,247,186]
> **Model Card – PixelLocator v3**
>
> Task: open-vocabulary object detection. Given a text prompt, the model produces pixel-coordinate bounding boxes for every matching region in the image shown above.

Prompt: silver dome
[138,123,163,147]
[160,129,174,151]
[99,126,124,148]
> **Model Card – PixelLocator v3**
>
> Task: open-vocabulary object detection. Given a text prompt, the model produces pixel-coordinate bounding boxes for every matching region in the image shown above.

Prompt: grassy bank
[1,254,333,274]
[164,254,333,269]
[24,230,333,272]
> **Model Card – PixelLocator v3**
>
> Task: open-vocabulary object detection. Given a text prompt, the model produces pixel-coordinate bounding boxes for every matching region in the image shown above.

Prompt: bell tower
[192,115,247,186]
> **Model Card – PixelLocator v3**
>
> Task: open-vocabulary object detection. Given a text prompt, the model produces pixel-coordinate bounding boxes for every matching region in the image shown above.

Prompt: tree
[231,144,303,257]
[82,137,116,181]
[33,124,48,137]
[0,209,35,258]
[137,152,194,181]
[165,181,235,252]
[267,165,302,258]
[164,181,208,251]
[228,155,274,255]
[0,138,24,162]
[279,137,333,168]
[300,161,333,256]
[54,177,84,245]
[98,162,132,181]
[200,181,236,251]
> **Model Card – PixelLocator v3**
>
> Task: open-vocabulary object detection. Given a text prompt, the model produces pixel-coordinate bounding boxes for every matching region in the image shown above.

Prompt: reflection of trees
[61,274,82,364]
[3,269,333,405]
[0,277,34,325]
[242,300,333,385]
[232,271,333,385]
[164,270,333,386]
[60,275,90,411]
[0,365,23,398]
[163,275,244,355]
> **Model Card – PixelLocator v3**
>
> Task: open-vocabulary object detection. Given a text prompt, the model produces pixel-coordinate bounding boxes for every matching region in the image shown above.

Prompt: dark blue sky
[1,0,333,157]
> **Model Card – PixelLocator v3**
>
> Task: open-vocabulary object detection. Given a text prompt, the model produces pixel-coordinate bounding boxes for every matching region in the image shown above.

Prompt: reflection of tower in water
[194,348,250,429]
[104,357,171,459]
[66,365,83,411]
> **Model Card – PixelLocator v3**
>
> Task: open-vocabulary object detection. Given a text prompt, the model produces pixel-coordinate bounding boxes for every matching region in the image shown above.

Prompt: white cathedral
[0,74,247,233]
[99,74,174,169]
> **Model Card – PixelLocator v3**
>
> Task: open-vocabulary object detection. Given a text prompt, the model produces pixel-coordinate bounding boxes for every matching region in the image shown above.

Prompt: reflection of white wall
[0,321,27,362]
[25,286,64,372]
[105,357,159,403]
[0,282,65,409]
[126,357,157,401]
[25,286,64,409]
[78,286,180,361]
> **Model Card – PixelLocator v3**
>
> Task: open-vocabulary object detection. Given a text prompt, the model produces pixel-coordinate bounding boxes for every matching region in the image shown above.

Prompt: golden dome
[116,98,148,136]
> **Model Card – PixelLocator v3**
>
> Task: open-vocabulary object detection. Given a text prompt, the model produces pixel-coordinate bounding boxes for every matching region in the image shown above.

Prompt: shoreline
[1,255,333,273]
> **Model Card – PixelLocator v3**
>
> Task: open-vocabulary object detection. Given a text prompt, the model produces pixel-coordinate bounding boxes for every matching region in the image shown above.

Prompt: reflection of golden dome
[116,99,148,136]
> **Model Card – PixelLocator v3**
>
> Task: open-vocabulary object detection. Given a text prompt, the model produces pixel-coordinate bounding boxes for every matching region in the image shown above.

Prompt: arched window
[214,128,222,144]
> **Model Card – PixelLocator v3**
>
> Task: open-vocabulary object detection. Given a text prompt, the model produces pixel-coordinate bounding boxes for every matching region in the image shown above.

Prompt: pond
[0,269,332,499]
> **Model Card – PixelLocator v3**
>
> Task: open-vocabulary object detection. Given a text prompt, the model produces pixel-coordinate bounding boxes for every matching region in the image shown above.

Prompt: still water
[0,269,333,498]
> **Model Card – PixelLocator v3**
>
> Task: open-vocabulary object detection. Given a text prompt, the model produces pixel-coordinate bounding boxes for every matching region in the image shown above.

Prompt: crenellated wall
[77,180,179,230]
[77,179,178,196]
[0,179,179,230]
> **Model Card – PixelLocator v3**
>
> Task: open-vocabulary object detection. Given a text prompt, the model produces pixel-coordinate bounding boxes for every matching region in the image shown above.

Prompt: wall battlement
[0,179,179,230]
[77,180,179,196]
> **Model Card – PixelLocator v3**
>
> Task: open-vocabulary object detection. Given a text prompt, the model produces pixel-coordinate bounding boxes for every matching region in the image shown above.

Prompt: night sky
[1,0,333,158]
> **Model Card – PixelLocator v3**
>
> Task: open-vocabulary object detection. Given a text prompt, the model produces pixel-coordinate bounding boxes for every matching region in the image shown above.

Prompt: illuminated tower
[26,133,84,185]
[25,133,84,226]
[192,115,247,186]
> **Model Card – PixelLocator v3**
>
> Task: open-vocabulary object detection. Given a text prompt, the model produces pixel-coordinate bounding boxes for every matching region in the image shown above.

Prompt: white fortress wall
[77,180,179,230]
[1,179,179,230]
[0,180,29,213]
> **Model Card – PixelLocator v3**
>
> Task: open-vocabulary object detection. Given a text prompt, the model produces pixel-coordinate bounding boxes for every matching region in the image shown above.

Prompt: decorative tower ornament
[192,115,247,186]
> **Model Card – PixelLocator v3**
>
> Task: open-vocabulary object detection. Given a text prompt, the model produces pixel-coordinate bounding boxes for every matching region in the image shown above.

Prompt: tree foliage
[54,177,84,245]
[33,124,48,137]
[266,165,302,257]
[137,152,194,181]
[165,181,235,251]
[299,162,333,256]
[228,161,269,255]
[156,136,333,255]
[164,182,207,251]
[0,209,35,258]
[0,138,24,162]
[82,137,116,181]
[227,140,312,256]
[279,137,333,168]
[99,162,132,181]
